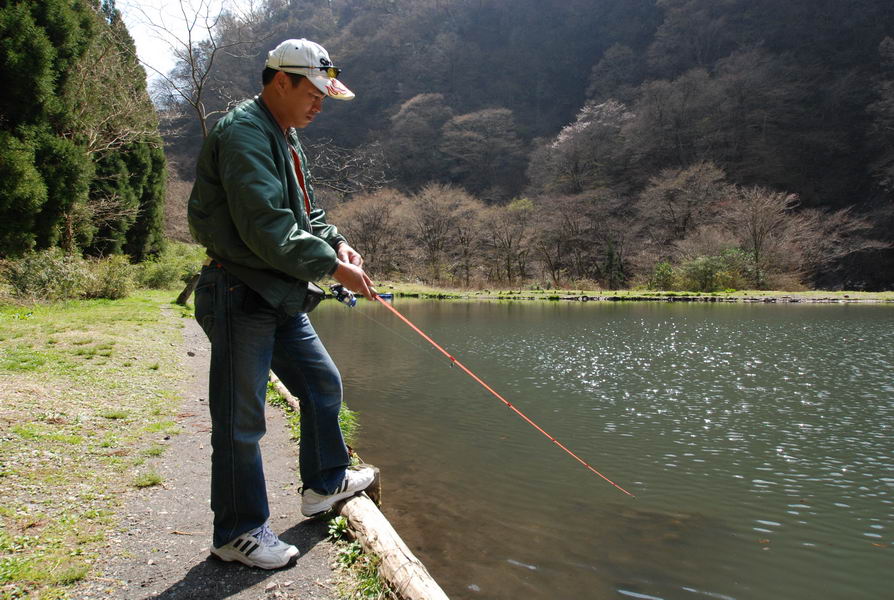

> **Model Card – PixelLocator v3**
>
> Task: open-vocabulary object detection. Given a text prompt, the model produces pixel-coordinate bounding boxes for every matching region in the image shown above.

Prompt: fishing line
[346,300,443,361]
[369,294,635,498]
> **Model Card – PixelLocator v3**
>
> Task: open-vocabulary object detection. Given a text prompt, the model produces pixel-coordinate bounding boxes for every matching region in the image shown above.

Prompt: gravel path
[74,315,338,600]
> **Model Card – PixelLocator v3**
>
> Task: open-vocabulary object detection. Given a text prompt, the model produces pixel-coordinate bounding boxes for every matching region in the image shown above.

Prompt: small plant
[143,420,178,434]
[328,515,350,540]
[137,258,182,290]
[144,445,165,457]
[133,471,162,488]
[337,540,363,567]
[1,346,47,372]
[99,409,128,420]
[333,540,394,599]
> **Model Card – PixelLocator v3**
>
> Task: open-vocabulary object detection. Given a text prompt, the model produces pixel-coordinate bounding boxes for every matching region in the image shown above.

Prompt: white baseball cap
[266,38,355,101]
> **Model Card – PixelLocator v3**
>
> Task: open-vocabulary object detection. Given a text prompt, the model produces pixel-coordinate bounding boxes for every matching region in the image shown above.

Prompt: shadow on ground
[152,519,331,599]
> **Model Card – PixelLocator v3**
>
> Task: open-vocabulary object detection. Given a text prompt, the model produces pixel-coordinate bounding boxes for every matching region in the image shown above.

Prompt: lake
[311,299,893,600]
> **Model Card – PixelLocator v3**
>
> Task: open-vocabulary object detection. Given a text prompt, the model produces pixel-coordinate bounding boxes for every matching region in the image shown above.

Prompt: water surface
[312,300,893,600]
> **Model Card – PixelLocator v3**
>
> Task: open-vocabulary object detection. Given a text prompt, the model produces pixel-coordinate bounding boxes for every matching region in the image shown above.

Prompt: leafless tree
[127,0,264,137]
[404,183,484,284]
[450,202,483,288]
[721,185,889,288]
[408,184,461,283]
[439,108,527,199]
[721,185,799,286]
[485,198,534,284]
[789,207,890,282]
[304,139,392,199]
[64,25,159,155]
[327,189,409,276]
[638,161,728,245]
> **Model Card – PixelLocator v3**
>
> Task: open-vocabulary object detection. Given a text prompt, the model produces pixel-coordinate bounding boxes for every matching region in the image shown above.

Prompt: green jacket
[188,96,346,315]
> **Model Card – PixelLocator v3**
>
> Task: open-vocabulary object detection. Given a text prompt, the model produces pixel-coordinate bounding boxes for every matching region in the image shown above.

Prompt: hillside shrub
[85,255,134,300]
[1,249,89,301]
[649,261,676,290]
[137,242,205,289]
[676,249,752,292]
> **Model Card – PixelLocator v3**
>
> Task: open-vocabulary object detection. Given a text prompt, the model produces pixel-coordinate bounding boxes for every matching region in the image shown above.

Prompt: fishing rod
[330,285,635,498]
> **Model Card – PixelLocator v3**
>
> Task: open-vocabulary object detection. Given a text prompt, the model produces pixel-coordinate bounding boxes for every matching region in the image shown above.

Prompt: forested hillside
[156,0,894,290]
[0,0,165,260]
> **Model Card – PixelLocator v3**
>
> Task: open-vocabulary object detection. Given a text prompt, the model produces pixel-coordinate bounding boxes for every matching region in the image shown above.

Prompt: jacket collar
[255,95,299,147]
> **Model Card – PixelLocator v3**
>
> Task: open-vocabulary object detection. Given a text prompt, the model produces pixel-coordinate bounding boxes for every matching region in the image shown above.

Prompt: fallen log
[269,372,294,409]
[338,494,449,600]
[176,273,200,305]
[268,372,449,599]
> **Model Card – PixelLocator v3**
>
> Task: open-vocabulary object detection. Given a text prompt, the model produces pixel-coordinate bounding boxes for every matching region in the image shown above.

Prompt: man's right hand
[333,261,376,301]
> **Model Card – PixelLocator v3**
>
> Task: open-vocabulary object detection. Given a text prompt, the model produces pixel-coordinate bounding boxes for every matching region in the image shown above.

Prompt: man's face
[284,76,325,129]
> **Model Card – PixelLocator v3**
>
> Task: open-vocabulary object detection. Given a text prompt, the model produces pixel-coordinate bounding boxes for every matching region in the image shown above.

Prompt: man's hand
[336,242,363,267]
[333,260,376,301]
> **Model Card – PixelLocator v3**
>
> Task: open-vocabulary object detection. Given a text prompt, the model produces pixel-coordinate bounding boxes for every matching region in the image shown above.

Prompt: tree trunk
[176,273,200,305]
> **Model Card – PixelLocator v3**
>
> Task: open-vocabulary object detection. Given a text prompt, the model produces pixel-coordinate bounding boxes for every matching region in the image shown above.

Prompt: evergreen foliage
[0,0,165,261]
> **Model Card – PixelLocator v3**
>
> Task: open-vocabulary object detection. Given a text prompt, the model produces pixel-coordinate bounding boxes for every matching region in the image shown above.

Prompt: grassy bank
[0,287,386,600]
[0,290,186,599]
[372,281,894,302]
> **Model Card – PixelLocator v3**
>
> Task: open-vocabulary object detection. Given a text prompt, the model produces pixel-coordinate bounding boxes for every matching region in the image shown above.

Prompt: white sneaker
[301,467,375,517]
[210,522,299,569]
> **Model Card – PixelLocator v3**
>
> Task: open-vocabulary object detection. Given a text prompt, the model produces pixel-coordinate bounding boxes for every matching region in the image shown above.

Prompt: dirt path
[74,315,338,600]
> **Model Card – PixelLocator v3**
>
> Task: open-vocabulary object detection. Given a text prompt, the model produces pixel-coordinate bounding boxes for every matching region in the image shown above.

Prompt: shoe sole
[210,545,298,570]
[301,470,376,517]
[301,488,358,517]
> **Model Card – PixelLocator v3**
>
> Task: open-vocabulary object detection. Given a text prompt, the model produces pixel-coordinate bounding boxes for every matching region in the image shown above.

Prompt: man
[188,38,376,570]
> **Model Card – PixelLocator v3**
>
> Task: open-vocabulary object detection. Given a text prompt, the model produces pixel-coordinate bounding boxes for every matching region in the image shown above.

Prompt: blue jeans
[194,265,349,548]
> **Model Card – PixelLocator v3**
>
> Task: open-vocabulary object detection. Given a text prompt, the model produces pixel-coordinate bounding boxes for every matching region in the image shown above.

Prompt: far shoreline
[367,282,894,304]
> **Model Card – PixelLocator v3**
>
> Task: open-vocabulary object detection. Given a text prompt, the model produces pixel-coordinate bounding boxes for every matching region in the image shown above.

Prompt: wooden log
[269,372,295,410]
[176,273,200,305]
[269,372,448,599]
[338,494,450,600]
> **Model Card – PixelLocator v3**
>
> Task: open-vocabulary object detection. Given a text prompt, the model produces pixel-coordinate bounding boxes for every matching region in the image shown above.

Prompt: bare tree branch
[303,139,393,197]
[120,0,267,137]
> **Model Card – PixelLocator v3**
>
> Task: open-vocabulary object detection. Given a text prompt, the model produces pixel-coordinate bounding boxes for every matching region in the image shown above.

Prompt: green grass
[99,409,128,420]
[132,471,163,488]
[143,420,179,435]
[266,381,359,447]
[1,346,47,372]
[0,289,185,598]
[144,445,165,457]
[327,516,395,599]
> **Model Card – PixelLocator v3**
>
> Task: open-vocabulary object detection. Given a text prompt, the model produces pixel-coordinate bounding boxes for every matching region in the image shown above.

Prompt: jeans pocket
[194,280,216,337]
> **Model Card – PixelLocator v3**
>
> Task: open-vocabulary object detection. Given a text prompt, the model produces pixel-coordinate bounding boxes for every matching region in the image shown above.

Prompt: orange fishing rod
[331,285,635,497]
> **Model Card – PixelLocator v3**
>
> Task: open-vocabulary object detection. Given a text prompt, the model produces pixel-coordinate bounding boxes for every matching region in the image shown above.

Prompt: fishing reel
[329,283,357,307]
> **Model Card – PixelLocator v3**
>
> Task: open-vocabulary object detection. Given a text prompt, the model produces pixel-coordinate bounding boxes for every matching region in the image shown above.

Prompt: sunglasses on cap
[281,65,341,78]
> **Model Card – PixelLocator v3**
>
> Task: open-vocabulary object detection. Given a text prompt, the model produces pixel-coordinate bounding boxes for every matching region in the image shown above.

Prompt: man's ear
[272,70,285,90]
[272,70,290,93]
